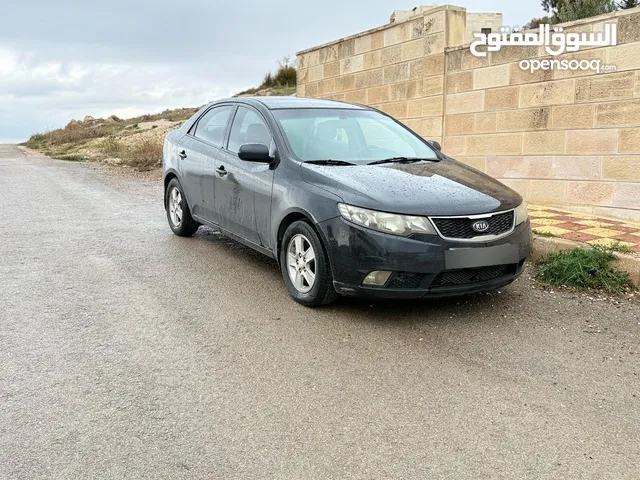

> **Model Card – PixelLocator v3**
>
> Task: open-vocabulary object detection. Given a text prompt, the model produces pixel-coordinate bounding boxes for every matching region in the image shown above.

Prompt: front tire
[165,178,199,237]
[280,220,337,307]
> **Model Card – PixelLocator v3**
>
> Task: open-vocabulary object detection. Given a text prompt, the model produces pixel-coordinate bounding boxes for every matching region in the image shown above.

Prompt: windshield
[272,108,438,164]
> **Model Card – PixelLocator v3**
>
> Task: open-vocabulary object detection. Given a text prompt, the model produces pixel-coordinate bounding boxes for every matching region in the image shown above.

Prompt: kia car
[163,97,530,306]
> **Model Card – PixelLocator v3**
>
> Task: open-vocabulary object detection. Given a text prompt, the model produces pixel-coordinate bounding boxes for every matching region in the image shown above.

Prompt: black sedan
[163,97,530,306]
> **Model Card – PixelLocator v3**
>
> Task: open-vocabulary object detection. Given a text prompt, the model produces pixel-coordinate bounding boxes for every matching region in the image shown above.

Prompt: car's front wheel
[280,220,337,307]
[165,178,199,237]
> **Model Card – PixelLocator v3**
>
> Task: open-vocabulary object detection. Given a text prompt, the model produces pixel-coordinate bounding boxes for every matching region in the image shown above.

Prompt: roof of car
[239,96,368,110]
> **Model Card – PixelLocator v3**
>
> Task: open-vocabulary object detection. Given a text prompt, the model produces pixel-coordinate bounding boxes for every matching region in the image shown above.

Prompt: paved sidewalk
[529,205,640,253]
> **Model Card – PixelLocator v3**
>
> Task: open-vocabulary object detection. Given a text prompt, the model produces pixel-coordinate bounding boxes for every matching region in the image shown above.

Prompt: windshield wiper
[367,157,439,165]
[304,160,356,166]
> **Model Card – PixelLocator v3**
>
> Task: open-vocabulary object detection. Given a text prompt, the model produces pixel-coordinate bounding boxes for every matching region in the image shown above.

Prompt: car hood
[300,159,522,216]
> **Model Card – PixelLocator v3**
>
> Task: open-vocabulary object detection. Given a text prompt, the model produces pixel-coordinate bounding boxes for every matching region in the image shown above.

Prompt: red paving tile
[559,232,600,242]
[553,222,587,230]
[611,233,640,243]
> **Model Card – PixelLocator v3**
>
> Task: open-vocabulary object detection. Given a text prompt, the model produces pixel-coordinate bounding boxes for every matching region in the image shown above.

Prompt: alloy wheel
[286,234,316,293]
[169,187,183,227]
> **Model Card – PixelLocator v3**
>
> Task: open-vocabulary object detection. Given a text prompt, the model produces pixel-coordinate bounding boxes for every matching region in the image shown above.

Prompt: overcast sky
[0,0,544,142]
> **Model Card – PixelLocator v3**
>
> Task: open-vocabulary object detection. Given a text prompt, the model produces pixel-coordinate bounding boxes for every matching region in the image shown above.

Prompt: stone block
[338,39,355,59]
[319,45,338,64]
[445,90,484,114]
[446,49,462,73]
[371,31,384,50]
[552,104,594,130]
[367,85,390,104]
[422,76,444,96]
[443,136,466,156]
[363,51,382,70]
[486,156,552,179]
[552,156,602,180]
[603,155,640,180]
[410,18,424,39]
[467,133,522,155]
[381,45,402,66]
[383,63,409,84]
[297,68,309,85]
[491,46,538,66]
[456,156,486,171]
[475,112,497,133]
[401,39,424,61]
[576,72,635,102]
[497,108,551,132]
[323,61,340,78]
[423,9,445,34]
[317,78,336,96]
[595,99,640,127]
[445,114,475,135]
[485,86,519,110]
[390,82,408,101]
[461,48,490,70]
[379,101,408,119]
[617,13,640,44]
[619,128,640,153]
[409,59,424,79]
[566,129,618,154]
[354,35,372,55]
[424,33,445,55]
[500,179,530,198]
[529,180,567,203]
[606,43,640,71]
[473,64,510,90]
[345,89,368,104]
[384,23,411,46]
[519,79,575,108]
[308,65,323,83]
[510,63,553,85]
[355,69,384,89]
[613,183,640,209]
[335,74,355,92]
[446,71,473,94]
[422,117,443,136]
[340,55,364,75]
[422,96,443,116]
[523,131,566,154]
[566,181,615,206]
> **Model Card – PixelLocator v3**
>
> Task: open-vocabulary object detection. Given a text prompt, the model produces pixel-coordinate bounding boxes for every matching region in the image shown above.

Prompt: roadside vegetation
[22,108,199,170]
[235,57,297,97]
[535,245,633,294]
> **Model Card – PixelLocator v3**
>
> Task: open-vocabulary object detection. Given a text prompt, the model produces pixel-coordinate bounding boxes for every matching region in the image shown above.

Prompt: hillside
[22,85,296,170]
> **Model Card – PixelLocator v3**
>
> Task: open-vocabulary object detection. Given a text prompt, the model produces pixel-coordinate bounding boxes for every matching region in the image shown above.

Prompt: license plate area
[445,244,519,270]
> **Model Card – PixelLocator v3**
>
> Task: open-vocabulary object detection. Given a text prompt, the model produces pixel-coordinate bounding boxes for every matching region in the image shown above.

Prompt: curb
[530,234,640,287]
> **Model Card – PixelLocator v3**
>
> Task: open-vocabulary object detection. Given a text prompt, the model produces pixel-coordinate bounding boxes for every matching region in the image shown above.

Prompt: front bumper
[316,216,531,299]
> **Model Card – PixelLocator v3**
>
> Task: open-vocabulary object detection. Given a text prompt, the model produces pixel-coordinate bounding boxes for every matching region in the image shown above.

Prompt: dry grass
[99,137,163,170]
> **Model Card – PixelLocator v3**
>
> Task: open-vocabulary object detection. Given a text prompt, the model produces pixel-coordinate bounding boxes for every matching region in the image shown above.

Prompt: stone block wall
[297,5,468,146]
[443,9,640,222]
[297,5,640,222]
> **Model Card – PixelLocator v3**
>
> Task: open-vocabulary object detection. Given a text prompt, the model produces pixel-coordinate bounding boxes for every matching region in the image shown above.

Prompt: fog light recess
[362,270,392,286]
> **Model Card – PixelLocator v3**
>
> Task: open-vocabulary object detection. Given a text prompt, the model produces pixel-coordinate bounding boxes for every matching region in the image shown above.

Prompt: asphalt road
[1,144,639,479]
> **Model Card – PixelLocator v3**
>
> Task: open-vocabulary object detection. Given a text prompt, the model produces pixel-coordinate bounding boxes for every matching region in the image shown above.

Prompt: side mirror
[238,143,272,163]
[428,140,442,151]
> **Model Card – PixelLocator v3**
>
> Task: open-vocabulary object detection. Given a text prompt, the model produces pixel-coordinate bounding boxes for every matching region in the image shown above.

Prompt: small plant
[604,241,633,254]
[533,229,556,238]
[535,246,632,294]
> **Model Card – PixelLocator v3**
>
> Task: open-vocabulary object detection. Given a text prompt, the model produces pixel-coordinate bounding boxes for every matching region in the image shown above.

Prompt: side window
[193,106,233,146]
[227,107,272,154]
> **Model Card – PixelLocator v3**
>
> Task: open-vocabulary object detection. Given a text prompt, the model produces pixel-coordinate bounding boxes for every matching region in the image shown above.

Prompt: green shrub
[536,246,632,293]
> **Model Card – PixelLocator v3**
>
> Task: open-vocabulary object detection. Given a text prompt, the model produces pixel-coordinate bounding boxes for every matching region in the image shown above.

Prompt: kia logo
[472,220,490,233]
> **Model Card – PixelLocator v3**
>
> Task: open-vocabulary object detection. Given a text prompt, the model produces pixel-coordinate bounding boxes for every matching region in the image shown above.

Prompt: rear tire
[280,220,337,307]
[166,178,199,237]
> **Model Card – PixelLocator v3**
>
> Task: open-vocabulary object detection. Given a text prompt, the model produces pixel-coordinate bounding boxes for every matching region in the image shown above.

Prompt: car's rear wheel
[280,220,337,307]
[166,178,199,237]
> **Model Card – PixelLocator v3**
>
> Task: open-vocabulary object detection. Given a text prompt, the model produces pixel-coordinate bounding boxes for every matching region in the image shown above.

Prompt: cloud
[0,0,542,142]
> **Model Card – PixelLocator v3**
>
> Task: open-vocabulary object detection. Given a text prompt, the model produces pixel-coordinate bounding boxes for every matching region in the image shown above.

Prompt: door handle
[215,165,228,177]
[178,150,187,159]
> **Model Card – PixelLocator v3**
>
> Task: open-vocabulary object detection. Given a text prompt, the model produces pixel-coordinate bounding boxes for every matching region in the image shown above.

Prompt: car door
[178,105,234,222]
[214,105,275,246]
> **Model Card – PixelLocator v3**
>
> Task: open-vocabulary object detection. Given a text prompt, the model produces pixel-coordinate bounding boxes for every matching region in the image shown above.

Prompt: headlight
[338,203,437,236]
[515,200,528,226]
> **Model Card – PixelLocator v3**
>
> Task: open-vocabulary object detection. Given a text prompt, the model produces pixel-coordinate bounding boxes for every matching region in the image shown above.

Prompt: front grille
[431,211,514,240]
[387,272,424,289]
[430,264,511,288]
